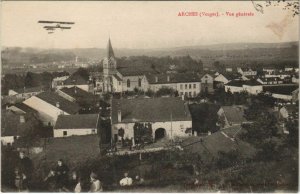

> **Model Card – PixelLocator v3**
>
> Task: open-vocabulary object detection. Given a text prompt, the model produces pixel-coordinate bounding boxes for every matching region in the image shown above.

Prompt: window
[127,79,131,88]
[193,84,196,89]
[205,80,208,84]
[63,131,67,136]
[180,84,183,90]
[185,92,188,96]
[189,84,191,89]
[180,92,183,96]
[185,84,187,89]
[138,78,142,87]
[193,91,196,96]
[119,81,121,86]
[189,92,192,96]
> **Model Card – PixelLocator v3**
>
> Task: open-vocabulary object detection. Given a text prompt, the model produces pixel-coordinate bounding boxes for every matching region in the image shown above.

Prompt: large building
[146,73,202,97]
[23,92,80,126]
[111,97,193,143]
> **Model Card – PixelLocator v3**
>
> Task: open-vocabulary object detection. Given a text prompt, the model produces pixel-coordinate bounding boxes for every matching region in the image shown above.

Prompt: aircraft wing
[38,20,74,25]
[59,26,72,29]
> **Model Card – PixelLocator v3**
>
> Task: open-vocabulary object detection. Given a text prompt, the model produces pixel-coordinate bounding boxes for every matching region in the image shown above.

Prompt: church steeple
[107,38,115,59]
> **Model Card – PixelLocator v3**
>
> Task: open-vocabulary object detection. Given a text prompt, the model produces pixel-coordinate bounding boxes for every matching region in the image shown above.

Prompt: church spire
[107,37,115,59]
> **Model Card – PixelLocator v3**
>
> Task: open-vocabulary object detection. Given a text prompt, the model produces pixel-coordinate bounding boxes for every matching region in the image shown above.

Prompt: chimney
[155,76,158,83]
[118,110,122,122]
[20,115,25,123]
[56,102,60,108]
[167,75,170,82]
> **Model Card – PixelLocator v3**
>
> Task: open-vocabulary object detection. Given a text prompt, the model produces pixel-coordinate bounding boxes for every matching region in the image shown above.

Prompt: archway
[155,128,166,141]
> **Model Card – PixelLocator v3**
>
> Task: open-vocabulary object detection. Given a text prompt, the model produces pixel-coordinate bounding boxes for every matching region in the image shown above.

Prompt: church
[102,38,149,93]
[101,38,212,97]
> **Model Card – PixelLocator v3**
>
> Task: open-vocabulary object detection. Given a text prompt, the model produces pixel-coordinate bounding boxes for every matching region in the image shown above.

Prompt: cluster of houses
[1,39,299,150]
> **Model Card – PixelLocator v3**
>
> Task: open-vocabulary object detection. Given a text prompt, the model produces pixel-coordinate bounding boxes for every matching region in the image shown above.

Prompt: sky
[1,1,299,49]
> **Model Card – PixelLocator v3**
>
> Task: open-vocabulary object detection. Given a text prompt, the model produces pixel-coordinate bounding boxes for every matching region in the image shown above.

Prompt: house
[200,73,214,93]
[56,86,95,103]
[53,114,100,137]
[263,85,299,102]
[225,80,263,95]
[90,72,104,94]
[217,106,248,128]
[7,103,38,115]
[263,67,276,75]
[1,110,40,146]
[284,66,296,72]
[264,72,291,80]
[279,105,298,120]
[257,77,284,85]
[237,67,257,76]
[214,72,241,85]
[8,86,43,100]
[51,75,69,89]
[146,73,201,97]
[111,97,193,143]
[225,67,233,72]
[23,92,80,126]
[58,74,93,92]
[292,74,299,84]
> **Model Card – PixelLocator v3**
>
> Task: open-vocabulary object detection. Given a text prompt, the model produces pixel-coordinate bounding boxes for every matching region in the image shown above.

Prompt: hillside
[1,41,298,68]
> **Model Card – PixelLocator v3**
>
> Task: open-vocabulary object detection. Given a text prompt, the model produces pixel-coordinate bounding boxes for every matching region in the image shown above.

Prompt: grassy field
[30,135,100,181]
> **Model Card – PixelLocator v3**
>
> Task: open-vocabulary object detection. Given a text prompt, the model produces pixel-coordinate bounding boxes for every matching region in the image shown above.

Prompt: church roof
[107,38,115,58]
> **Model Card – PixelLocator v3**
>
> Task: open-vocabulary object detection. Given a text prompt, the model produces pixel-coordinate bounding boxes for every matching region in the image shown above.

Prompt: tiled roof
[1,111,24,136]
[263,85,299,95]
[9,103,38,114]
[112,97,192,124]
[59,86,94,100]
[220,72,241,80]
[226,80,261,87]
[221,106,247,123]
[259,77,282,82]
[36,92,80,114]
[13,86,43,94]
[117,67,152,76]
[1,111,39,137]
[54,114,99,129]
[113,74,123,81]
[146,73,201,84]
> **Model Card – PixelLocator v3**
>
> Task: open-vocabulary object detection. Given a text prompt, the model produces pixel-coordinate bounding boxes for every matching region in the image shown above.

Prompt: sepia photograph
[0,1,299,192]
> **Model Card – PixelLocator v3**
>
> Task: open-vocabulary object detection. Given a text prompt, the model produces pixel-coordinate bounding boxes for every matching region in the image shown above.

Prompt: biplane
[38,20,75,34]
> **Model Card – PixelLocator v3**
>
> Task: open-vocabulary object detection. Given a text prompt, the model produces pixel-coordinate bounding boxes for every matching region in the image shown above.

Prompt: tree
[285,119,298,147]
[18,113,43,150]
[133,122,153,144]
[73,68,90,80]
[240,111,278,146]
[156,87,177,97]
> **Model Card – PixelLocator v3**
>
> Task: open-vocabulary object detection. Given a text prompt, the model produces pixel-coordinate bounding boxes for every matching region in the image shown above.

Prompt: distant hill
[1,41,298,67]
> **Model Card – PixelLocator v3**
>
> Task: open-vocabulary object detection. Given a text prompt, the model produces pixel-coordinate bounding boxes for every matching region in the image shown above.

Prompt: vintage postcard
[1,1,299,192]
